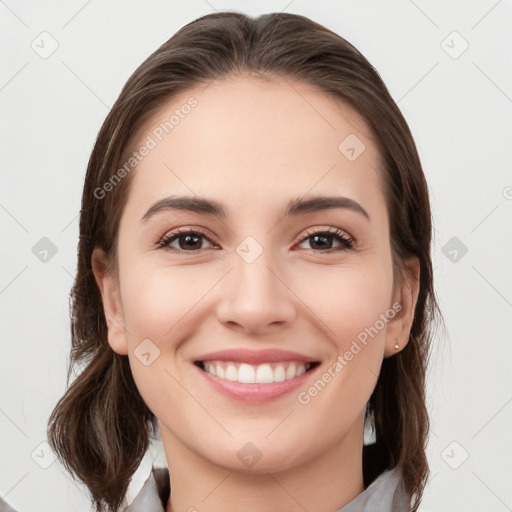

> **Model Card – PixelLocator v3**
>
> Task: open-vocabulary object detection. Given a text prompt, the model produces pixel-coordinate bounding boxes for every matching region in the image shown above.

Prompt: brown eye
[297,228,354,252]
[158,228,216,253]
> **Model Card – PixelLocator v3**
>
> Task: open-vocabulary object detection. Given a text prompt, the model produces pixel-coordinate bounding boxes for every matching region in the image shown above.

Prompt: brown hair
[47,11,442,512]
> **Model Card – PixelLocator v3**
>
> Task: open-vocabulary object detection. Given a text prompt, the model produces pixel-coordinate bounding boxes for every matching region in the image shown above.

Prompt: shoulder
[336,466,410,512]
[0,467,170,512]
[0,496,18,511]
[127,464,408,512]
[124,465,170,512]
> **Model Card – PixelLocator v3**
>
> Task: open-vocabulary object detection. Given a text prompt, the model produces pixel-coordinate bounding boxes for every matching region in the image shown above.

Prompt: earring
[394,339,400,350]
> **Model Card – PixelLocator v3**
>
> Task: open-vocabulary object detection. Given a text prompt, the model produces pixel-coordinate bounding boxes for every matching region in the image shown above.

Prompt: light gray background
[1,1,511,511]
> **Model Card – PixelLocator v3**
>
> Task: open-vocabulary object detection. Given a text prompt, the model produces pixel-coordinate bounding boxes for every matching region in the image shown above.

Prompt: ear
[91,248,128,355]
[384,257,420,357]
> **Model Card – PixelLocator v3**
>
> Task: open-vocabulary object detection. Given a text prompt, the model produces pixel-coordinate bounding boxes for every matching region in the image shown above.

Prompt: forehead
[123,74,386,224]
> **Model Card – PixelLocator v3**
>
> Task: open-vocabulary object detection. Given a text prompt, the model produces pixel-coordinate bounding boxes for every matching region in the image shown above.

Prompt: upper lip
[195,348,319,365]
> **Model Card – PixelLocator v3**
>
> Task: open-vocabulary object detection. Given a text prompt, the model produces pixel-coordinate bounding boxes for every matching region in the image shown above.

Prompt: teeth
[285,364,296,380]
[204,363,216,376]
[274,365,286,382]
[238,363,255,383]
[225,364,238,382]
[201,361,312,383]
[256,364,274,383]
[215,365,225,379]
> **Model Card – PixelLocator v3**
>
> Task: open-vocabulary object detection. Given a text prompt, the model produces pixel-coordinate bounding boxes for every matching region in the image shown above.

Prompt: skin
[92,74,419,512]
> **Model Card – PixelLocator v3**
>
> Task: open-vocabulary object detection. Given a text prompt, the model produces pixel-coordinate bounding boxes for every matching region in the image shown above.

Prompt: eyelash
[156,226,355,254]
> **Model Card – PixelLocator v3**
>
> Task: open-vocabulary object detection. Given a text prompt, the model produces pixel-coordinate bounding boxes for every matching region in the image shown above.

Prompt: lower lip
[194,363,319,402]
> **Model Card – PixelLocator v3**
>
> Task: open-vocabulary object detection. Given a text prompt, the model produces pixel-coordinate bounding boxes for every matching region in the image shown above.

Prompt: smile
[192,348,321,401]
[196,360,316,384]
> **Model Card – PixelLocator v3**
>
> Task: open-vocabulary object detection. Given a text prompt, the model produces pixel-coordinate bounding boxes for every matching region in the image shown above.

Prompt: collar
[124,464,409,512]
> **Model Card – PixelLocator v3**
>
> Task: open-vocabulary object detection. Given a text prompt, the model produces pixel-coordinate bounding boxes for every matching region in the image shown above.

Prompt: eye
[157,226,355,254]
[295,227,354,252]
[157,227,218,253]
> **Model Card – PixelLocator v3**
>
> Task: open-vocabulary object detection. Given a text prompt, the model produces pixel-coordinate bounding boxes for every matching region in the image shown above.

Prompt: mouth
[192,348,321,402]
[194,360,321,384]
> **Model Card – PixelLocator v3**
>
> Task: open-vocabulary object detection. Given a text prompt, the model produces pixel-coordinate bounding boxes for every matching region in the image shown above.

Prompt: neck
[162,421,365,512]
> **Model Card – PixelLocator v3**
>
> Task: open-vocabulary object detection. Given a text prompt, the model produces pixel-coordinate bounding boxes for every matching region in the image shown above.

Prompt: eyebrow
[140,195,370,222]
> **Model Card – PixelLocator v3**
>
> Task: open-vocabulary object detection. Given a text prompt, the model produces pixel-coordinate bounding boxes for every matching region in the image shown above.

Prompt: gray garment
[0,465,409,511]
[0,498,17,512]
[125,465,410,512]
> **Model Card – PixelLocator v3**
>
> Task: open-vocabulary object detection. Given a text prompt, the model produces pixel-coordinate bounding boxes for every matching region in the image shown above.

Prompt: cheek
[121,262,209,342]
[297,259,394,347]
[291,259,395,408]
[119,266,198,419]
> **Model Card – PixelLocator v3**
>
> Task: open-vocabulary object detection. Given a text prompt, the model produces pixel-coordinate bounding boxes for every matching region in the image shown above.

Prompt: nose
[216,244,297,335]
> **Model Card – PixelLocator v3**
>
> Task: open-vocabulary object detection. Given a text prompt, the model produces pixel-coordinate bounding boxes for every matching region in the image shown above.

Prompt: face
[93,74,419,475]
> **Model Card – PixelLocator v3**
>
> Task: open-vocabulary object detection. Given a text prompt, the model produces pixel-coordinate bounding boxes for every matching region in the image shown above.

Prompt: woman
[41,10,441,512]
